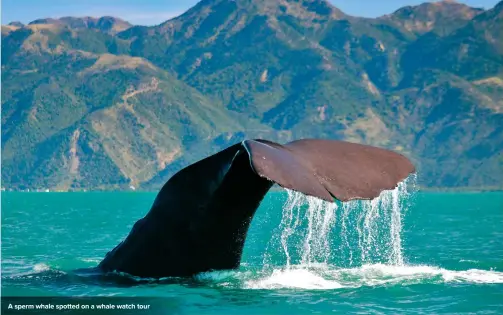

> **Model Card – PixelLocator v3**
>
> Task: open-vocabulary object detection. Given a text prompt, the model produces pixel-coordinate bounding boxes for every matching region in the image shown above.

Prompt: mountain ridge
[2,0,502,191]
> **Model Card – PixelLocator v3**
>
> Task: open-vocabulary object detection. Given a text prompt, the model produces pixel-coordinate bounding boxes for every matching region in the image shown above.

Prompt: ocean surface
[2,183,503,314]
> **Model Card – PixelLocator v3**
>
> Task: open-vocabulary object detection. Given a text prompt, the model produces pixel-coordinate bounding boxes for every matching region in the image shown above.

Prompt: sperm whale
[98,139,416,278]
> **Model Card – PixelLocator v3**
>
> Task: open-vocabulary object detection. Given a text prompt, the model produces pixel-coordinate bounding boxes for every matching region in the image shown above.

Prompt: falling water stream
[257,175,417,282]
[269,177,414,270]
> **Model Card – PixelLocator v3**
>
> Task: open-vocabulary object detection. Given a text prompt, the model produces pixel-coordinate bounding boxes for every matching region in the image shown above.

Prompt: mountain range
[2,0,502,191]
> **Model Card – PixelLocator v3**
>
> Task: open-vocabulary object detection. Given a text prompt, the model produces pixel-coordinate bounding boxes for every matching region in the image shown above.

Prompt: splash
[244,268,342,290]
[33,263,50,272]
[265,176,416,269]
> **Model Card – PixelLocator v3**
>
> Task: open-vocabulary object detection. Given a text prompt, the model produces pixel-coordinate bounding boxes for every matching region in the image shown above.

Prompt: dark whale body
[98,139,415,278]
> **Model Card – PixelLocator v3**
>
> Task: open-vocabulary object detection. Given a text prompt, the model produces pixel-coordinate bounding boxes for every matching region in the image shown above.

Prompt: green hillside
[2,0,502,191]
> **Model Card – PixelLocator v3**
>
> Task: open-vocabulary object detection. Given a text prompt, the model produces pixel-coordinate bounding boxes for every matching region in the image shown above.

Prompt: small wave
[81,258,101,264]
[441,268,503,283]
[350,264,503,284]
[459,259,479,263]
[3,263,67,280]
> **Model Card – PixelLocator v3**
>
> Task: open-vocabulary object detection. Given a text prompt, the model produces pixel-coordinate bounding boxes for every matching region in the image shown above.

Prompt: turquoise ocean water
[2,183,503,314]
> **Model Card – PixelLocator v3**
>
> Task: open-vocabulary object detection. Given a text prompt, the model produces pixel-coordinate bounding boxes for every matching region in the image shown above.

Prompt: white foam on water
[440,268,503,283]
[240,264,503,290]
[335,264,503,286]
[244,267,342,290]
[33,263,50,272]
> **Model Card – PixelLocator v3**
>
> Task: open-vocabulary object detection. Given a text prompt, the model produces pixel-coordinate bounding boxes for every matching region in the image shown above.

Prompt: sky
[2,0,501,26]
